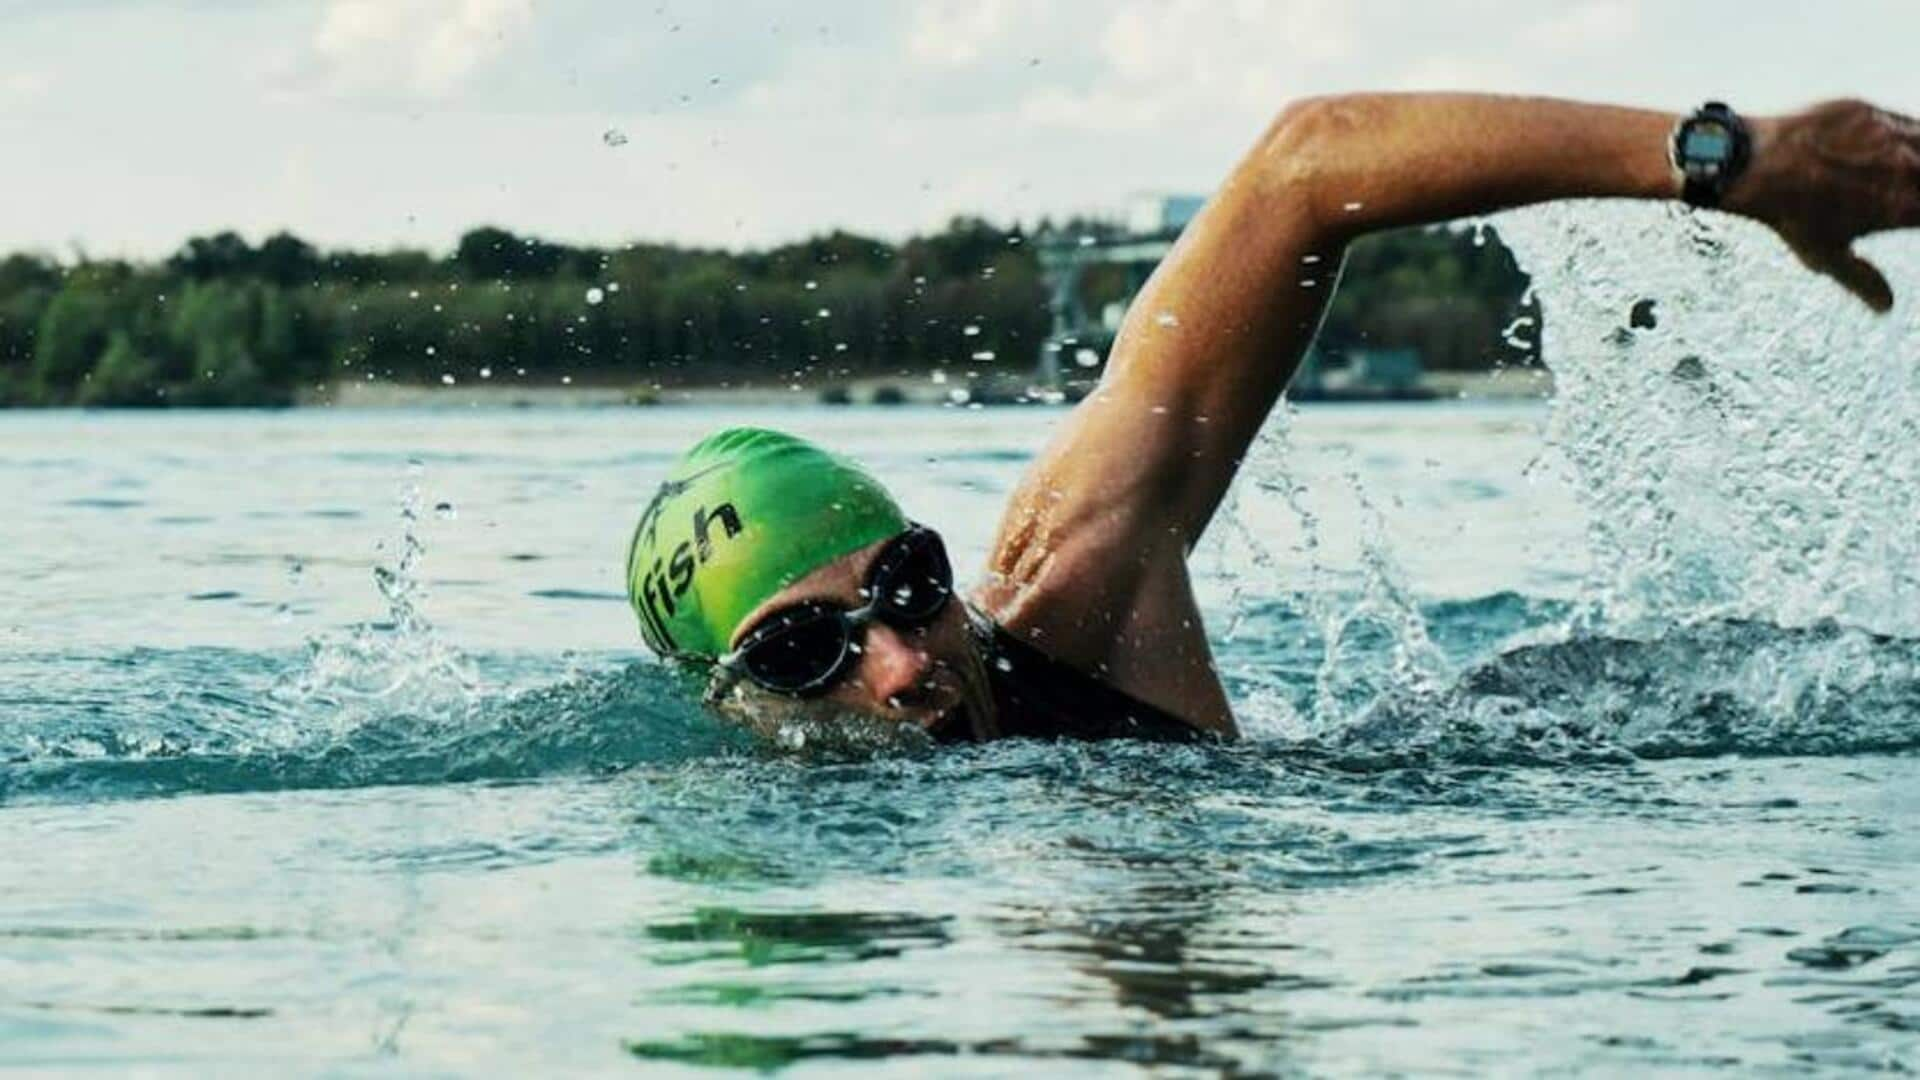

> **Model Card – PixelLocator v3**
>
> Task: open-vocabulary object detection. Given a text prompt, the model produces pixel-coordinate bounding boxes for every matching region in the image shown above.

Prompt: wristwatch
[1671,101,1751,209]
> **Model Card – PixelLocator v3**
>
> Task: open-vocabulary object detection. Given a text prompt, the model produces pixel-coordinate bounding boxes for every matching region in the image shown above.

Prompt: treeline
[0,218,1534,407]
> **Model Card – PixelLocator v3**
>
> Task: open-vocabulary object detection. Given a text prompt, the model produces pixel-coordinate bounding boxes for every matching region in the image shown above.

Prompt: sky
[2,0,1917,260]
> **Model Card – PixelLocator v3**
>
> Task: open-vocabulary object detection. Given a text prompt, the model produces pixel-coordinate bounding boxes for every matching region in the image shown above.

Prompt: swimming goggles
[705,524,954,700]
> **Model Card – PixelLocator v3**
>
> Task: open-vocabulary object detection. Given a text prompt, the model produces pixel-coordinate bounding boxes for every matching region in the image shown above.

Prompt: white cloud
[0,68,50,106]
[4,0,1920,258]
[312,0,535,97]
[1101,0,1350,85]
[907,0,1016,67]
[1522,0,1641,53]
[1390,54,1518,92]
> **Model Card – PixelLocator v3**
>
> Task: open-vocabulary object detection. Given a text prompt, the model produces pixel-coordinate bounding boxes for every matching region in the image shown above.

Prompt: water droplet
[602,128,628,147]
[804,280,818,291]
[479,366,492,379]
[1155,311,1180,328]
[440,373,455,385]
[963,324,981,337]
[947,388,971,405]
[1074,348,1100,368]
[424,345,436,355]
[607,281,620,293]
[971,350,996,362]
[1301,279,1319,289]
[995,657,1014,672]
[585,287,605,305]
[1342,201,1365,212]
[434,502,456,521]
[817,307,831,318]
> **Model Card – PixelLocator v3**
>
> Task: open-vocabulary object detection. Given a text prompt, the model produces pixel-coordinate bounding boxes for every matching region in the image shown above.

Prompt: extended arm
[1016,94,1918,556]
[978,93,1919,732]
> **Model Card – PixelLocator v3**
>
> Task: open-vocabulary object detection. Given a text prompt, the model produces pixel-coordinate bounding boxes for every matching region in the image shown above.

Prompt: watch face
[1684,125,1732,162]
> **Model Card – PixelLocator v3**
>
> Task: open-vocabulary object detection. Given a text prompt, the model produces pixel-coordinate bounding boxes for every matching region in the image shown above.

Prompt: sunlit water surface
[5,205,1920,1075]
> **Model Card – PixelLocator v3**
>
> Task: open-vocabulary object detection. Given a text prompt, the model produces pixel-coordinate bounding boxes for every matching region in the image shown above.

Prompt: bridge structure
[1031,194,1201,387]
[1033,234,1177,386]
[1030,200,1430,401]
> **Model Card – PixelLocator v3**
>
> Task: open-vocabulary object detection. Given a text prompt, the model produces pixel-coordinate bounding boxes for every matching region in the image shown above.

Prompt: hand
[1731,99,1920,313]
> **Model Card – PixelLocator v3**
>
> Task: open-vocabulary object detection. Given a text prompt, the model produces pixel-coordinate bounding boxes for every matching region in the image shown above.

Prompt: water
[5,204,1920,1074]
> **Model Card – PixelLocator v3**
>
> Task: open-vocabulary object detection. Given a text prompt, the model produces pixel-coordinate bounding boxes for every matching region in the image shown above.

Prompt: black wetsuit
[938,616,1210,745]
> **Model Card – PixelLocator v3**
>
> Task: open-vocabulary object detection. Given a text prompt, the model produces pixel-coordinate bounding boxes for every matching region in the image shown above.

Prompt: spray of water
[1222,202,1920,760]
[270,461,480,732]
[1505,203,1920,636]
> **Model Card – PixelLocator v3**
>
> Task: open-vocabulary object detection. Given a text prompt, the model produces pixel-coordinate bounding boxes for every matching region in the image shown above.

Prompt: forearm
[1275,93,1684,244]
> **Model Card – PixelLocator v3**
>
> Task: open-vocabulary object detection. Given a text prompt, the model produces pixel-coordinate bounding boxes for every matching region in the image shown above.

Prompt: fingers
[1815,248,1896,314]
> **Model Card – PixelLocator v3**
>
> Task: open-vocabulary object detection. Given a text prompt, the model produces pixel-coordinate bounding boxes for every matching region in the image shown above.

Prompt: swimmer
[628,95,1920,743]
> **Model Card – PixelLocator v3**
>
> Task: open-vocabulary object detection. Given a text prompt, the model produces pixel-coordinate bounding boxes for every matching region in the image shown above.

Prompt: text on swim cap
[636,501,742,651]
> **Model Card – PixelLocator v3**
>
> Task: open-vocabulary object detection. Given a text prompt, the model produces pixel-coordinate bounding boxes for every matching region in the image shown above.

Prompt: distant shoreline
[300,368,1552,410]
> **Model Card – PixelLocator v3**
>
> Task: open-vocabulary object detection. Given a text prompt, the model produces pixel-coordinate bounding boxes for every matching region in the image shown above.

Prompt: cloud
[5,0,1920,259]
[0,69,51,106]
[907,0,1016,67]
[310,0,535,97]
[1521,0,1641,53]
[1390,54,1518,93]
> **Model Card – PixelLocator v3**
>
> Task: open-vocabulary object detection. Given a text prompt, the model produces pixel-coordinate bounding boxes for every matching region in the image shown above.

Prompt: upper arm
[993,101,1344,572]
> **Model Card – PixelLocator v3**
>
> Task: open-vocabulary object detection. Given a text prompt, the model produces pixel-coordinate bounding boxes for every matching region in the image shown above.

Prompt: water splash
[1218,202,1920,761]
[1498,203,1920,637]
[0,469,751,805]
[270,465,478,731]
[1215,403,1453,740]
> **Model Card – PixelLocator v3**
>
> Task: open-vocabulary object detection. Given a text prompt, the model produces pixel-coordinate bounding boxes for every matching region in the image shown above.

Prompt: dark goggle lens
[737,603,853,694]
[728,527,952,697]
[865,529,952,625]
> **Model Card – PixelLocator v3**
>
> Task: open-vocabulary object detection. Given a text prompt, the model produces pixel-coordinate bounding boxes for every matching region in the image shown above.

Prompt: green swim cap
[626,427,907,659]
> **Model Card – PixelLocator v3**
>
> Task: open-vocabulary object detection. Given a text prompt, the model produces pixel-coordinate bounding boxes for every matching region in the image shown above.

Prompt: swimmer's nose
[858,622,934,708]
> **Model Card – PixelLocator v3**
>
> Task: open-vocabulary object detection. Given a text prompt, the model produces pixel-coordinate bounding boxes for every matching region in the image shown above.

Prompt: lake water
[6,205,1920,1075]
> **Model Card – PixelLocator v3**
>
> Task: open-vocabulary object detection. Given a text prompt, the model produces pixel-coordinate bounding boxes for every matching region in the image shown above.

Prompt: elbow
[1250,94,1367,238]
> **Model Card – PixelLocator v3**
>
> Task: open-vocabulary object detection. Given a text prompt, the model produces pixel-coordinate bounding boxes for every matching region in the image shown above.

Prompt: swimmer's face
[716,533,998,741]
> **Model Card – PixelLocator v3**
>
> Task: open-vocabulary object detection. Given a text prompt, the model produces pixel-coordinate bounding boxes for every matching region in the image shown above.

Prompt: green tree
[79,331,161,406]
[32,282,115,394]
